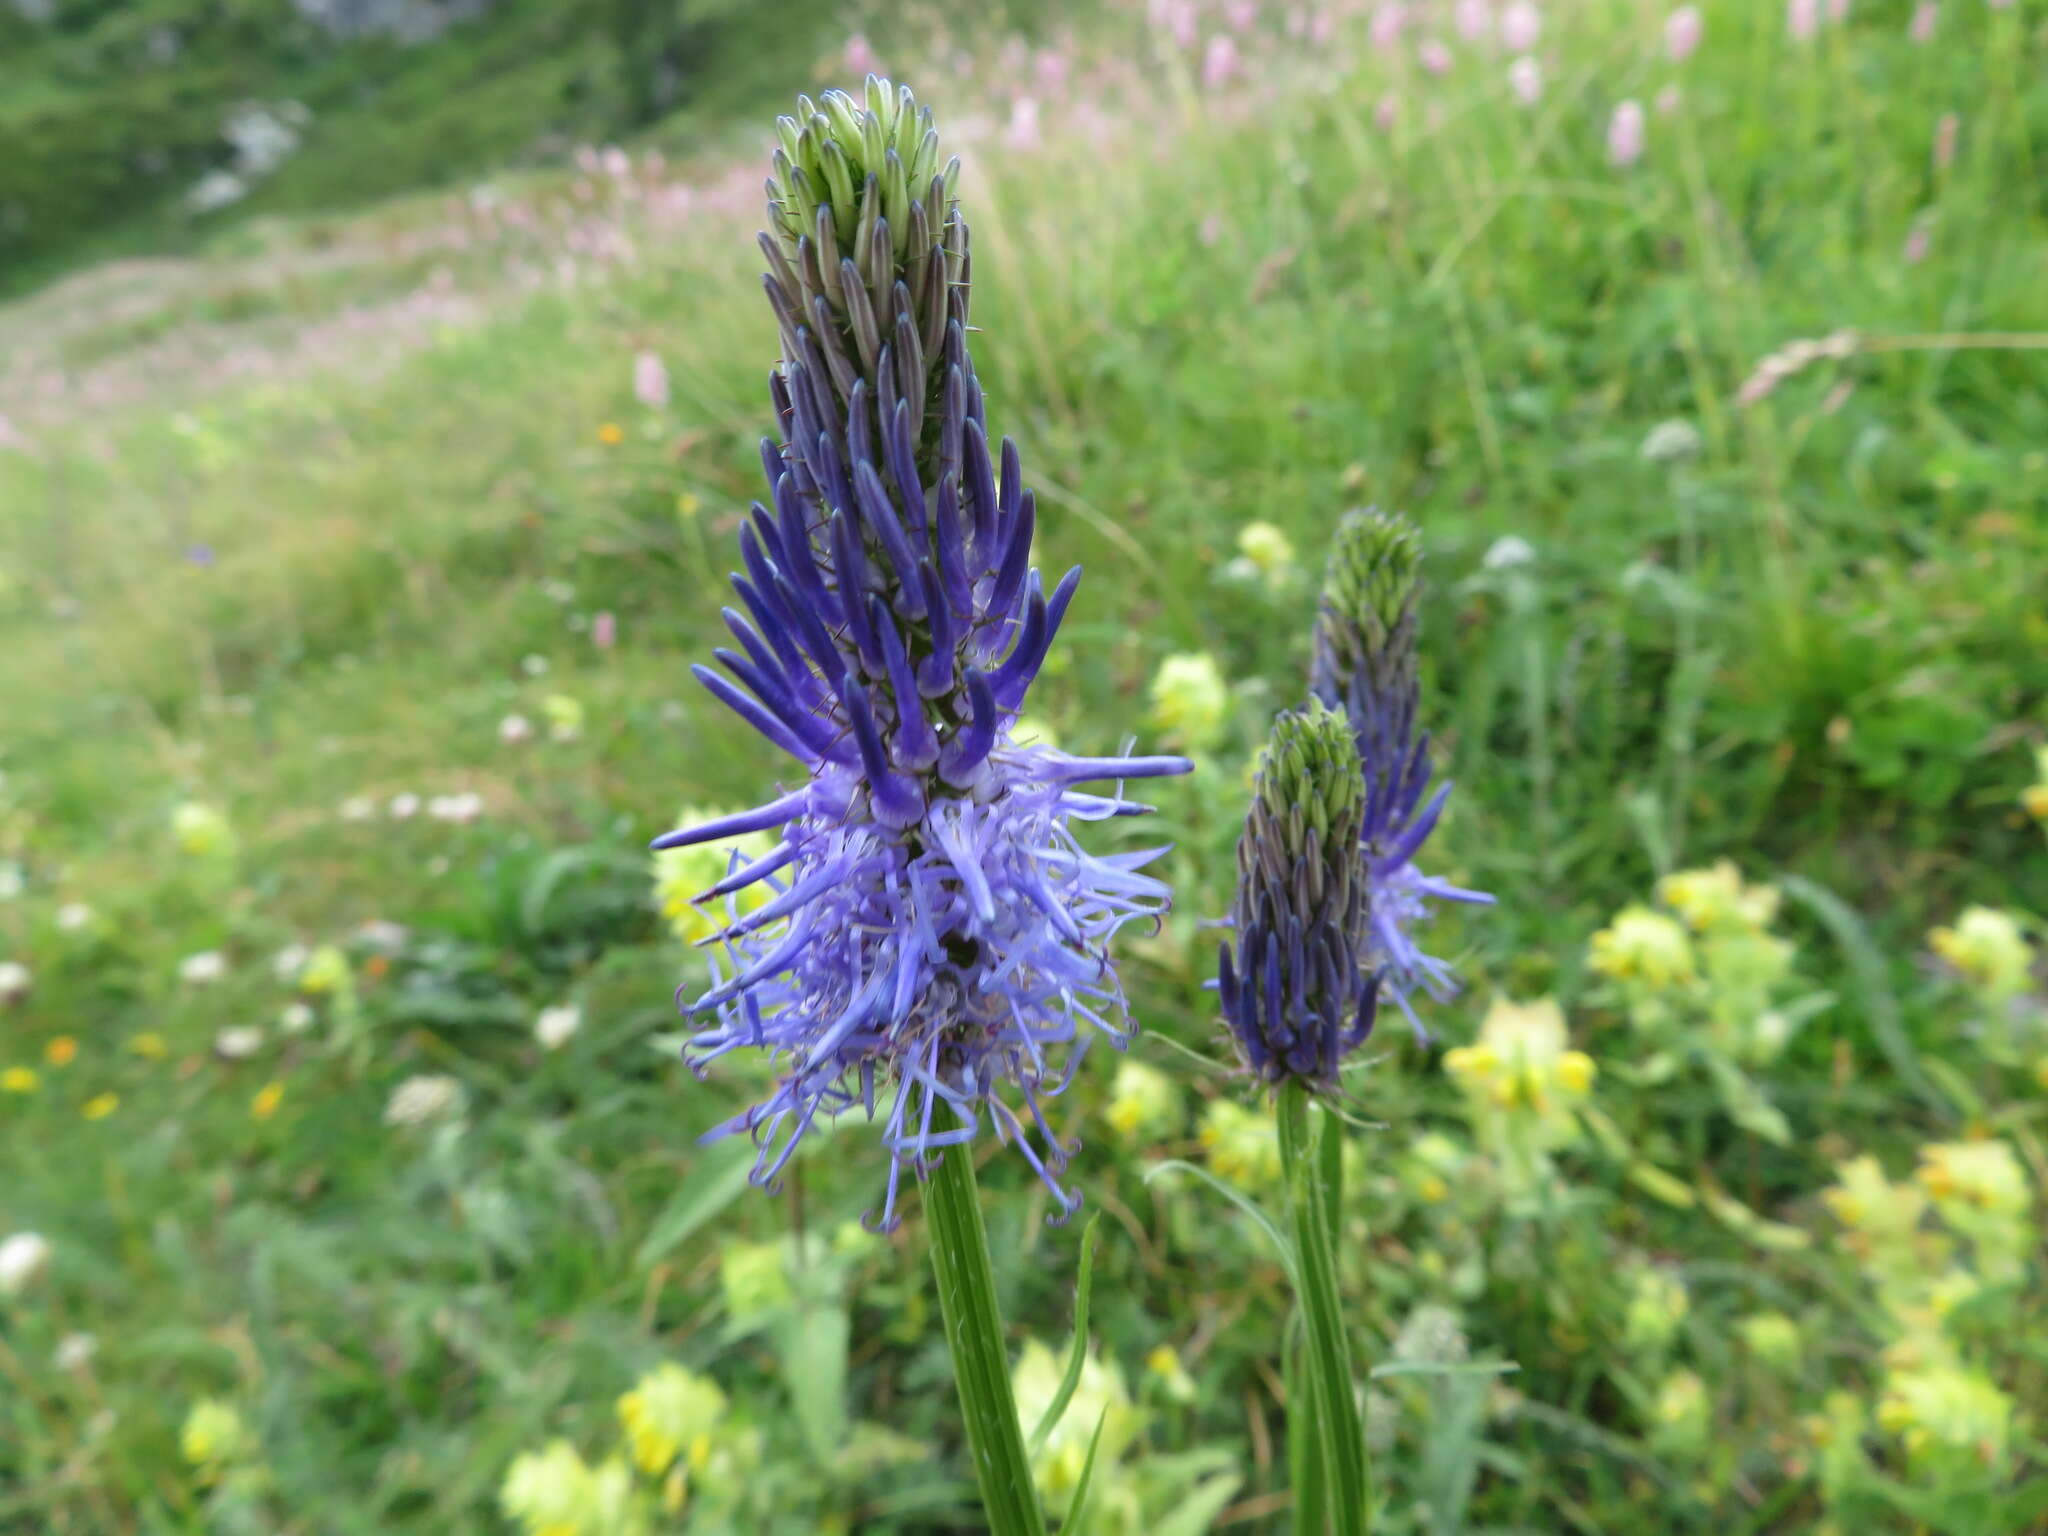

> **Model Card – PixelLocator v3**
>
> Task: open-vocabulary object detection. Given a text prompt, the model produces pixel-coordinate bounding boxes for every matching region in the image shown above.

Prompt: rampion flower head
[657,79,1189,1229]
[1217,701,1378,1088]
[1309,508,1490,1031]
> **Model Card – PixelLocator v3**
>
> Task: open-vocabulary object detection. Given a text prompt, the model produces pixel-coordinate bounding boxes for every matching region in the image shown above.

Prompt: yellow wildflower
[1623,1265,1690,1352]
[542,694,585,742]
[1145,1343,1198,1403]
[2,1066,37,1093]
[172,802,234,858]
[298,945,350,996]
[1736,1312,1802,1373]
[44,1036,77,1067]
[1588,905,1696,989]
[1147,652,1229,752]
[251,1082,285,1122]
[1927,907,2033,1003]
[1878,1364,2012,1468]
[1648,1369,1709,1457]
[651,809,774,948]
[1105,1058,1182,1142]
[1657,860,1779,933]
[129,1032,169,1060]
[2022,745,2048,822]
[81,1093,118,1121]
[616,1362,726,1477]
[596,422,625,446]
[720,1241,791,1323]
[1011,1337,1140,1501]
[181,1398,253,1481]
[500,1439,604,1535]
[1198,1098,1282,1188]
[1236,521,1296,585]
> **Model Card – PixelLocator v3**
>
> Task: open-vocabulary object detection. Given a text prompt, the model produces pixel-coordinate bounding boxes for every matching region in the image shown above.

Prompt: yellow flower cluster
[616,1363,726,1478]
[1657,860,1780,934]
[1927,906,2034,1005]
[1622,1263,1690,1353]
[500,1440,639,1536]
[1875,1360,2013,1471]
[1594,862,1803,1064]
[180,1398,255,1485]
[1236,521,1297,588]
[1146,652,1229,753]
[1011,1337,1141,1502]
[1916,1140,2030,1282]
[1588,905,1696,990]
[1104,1058,1182,1143]
[2021,744,2048,825]
[1442,997,1595,1116]
[502,1363,755,1535]
[1198,1098,1282,1189]
[1823,1142,2030,1471]
[1442,997,1594,1194]
[650,808,775,949]
[172,802,235,859]
[719,1240,792,1323]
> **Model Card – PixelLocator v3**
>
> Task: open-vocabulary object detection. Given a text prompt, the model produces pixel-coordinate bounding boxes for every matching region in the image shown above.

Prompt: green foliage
[2,0,2047,1531]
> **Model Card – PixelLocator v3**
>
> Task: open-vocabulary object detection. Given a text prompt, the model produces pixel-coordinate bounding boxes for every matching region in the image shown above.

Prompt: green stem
[1279,1080,1371,1535]
[926,1126,1049,1536]
[1287,1316,1329,1536]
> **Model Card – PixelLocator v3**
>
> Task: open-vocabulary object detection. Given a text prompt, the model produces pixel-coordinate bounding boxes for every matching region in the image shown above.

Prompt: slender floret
[1310,508,1490,1031]
[657,79,1190,1229]
[1217,703,1380,1088]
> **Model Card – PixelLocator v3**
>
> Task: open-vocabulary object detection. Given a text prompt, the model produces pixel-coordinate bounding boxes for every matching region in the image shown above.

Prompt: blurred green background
[2,0,2046,1531]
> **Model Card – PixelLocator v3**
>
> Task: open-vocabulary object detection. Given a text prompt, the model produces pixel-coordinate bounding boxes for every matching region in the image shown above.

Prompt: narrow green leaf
[1279,1083,1370,1536]
[1029,1212,1102,1454]
[1143,1159,1299,1284]
[1781,874,1950,1117]
[1287,1317,1327,1536]
[1061,1409,1110,1536]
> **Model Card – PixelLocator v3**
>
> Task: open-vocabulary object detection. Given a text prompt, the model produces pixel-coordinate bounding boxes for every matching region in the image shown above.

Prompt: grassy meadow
[3,0,2048,1530]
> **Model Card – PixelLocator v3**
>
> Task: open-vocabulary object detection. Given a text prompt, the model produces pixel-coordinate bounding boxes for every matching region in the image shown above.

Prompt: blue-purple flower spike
[660,78,1191,1230]
[1218,702,1381,1089]
[1309,508,1491,1035]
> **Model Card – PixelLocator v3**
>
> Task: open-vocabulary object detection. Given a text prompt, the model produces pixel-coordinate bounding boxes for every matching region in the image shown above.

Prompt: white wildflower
[0,1232,51,1296]
[179,951,228,985]
[384,1074,466,1128]
[535,1004,582,1051]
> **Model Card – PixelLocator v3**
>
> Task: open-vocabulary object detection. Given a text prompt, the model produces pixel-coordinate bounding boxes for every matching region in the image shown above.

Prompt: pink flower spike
[1005,96,1042,151]
[843,33,878,78]
[1201,33,1242,88]
[1508,55,1542,105]
[1454,0,1491,43]
[633,351,670,410]
[1666,6,1703,61]
[1608,99,1646,168]
[1499,0,1540,52]
[593,612,617,651]
[1418,38,1453,74]
[1908,2,1936,43]
[1932,112,1958,172]
[1786,0,1818,40]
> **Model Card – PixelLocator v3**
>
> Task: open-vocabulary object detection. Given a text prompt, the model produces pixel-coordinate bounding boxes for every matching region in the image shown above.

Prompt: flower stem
[926,1125,1049,1536]
[1279,1079,1372,1534]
